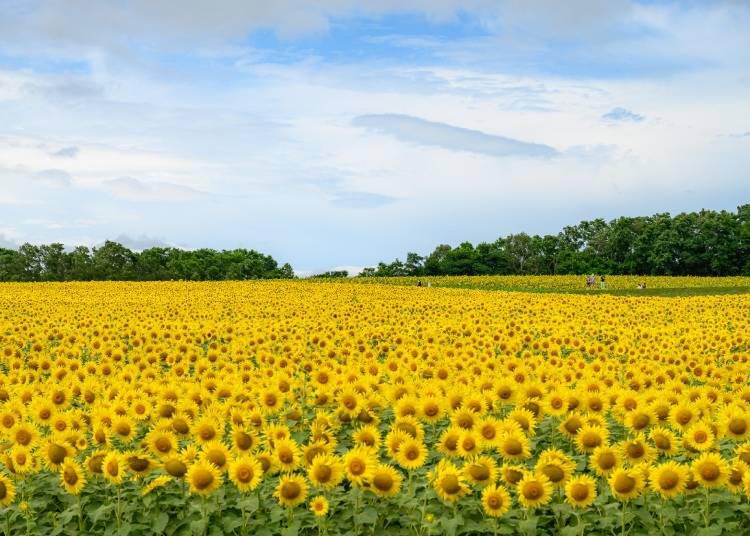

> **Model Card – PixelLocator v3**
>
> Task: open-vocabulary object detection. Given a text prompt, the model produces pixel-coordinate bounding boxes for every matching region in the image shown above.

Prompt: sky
[0,1,748,275]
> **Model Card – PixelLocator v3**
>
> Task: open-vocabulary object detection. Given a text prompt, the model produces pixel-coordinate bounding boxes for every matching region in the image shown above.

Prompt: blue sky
[0,0,748,274]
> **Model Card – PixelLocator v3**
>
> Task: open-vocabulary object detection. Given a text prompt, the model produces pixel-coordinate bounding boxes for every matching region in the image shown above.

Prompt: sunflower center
[49,444,67,464]
[658,471,679,490]
[235,432,252,450]
[700,463,719,481]
[165,459,187,477]
[281,481,301,499]
[206,451,226,467]
[504,438,522,455]
[63,468,78,486]
[349,460,365,475]
[523,481,542,499]
[654,436,670,450]
[155,437,172,453]
[542,464,565,483]
[193,468,214,489]
[237,467,253,482]
[374,473,394,492]
[441,474,461,495]
[314,465,332,482]
[469,465,490,481]
[571,483,589,501]
[626,443,644,459]
[614,474,636,493]
[729,419,746,435]
[693,431,708,443]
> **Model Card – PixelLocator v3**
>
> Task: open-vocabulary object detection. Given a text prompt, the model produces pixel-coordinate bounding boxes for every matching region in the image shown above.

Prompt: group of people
[585,274,606,289]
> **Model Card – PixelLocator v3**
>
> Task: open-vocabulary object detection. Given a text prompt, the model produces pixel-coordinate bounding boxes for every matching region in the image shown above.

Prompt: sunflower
[192,416,220,445]
[720,408,750,441]
[368,464,402,497]
[497,431,530,461]
[682,422,715,452]
[228,455,263,492]
[516,473,553,508]
[559,414,584,439]
[344,447,375,486]
[564,475,597,508]
[85,450,107,476]
[110,416,136,443]
[309,496,329,517]
[42,439,73,470]
[0,473,16,506]
[608,467,645,501]
[302,440,332,467]
[7,445,35,475]
[102,452,127,485]
[499,464,526,486]
[476,417,503,447]
[726,462,746,494]
[273,438,301,473]
[436,427,461,458]
[201,441,231,472]
[186,460,222,496]
[691,452,729,488]
[574,424,608,454]
[669,402,696,431]
[463,455,497,487]
[353,425,381,450]
[395,437,427,470]
[535,449,575,488]
[9,423,38,448]
[649,461,689,498]
[308,454,344,490]
[142,475,172,496]
[481,484,511,517]
[419,396,444,423]
[126,453,157,478]
[649,426,680,456]
[146,429,177,458]
[619,434,655,465]
[507,408,536,437]
[231,427,259,453]
[60,459,86,495]
[431,460,469,503]
[275,474,308,508]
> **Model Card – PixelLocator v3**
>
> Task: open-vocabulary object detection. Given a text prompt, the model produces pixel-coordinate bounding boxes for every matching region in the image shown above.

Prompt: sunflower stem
[703,487,710,528]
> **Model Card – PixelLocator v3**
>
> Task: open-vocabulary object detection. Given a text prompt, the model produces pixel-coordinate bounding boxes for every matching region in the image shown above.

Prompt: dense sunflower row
[338,274,750,291]
[0,281,749,535]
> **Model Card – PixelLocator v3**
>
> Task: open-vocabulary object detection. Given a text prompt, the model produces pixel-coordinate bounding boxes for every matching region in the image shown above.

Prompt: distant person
[600,275,606,289]
[416,280,422,287]
[427,281,432,288]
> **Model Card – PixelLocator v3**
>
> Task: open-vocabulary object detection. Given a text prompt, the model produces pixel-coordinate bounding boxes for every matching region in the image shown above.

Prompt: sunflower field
[0,280,749,536]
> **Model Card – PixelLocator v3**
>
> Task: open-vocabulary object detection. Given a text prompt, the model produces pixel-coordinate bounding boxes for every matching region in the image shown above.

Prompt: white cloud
[100,177,209,203]
[353,113,558,158]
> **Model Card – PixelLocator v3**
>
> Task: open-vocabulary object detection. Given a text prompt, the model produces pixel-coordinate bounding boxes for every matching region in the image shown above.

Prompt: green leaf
[354,506,378,525]
[153,512,170,534]
[440,514,464,536]
[696,527,723,536]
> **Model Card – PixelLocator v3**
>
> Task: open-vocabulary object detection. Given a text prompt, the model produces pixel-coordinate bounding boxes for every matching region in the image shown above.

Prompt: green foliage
[0,241,294,282]
[361,204,750,277]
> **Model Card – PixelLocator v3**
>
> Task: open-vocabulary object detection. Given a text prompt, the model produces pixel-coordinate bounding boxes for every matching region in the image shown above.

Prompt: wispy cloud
[602,107,644,123]
[101,177,208,203]
[330,191,396,209]
[51,146,79,158]
[353,114,558,158]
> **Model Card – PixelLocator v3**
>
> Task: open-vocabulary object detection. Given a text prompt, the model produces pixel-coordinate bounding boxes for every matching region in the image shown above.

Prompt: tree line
[361,205,750,277]
[0,241,294,281]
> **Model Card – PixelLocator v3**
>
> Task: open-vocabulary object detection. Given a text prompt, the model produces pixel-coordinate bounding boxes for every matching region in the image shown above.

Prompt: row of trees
[0,241,294,281]
[361,205,750,277]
